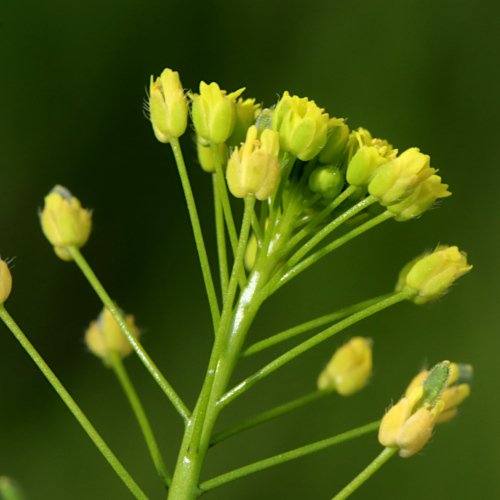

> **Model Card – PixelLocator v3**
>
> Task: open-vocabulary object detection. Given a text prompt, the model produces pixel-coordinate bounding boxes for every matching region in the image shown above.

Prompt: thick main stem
[168,198,263,499]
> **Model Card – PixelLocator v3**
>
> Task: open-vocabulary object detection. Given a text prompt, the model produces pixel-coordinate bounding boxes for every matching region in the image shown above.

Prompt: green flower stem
[251,210,263,246]
[283,195,378,273]
[170,138,221,331]
[210,388,336,446]
[0,477,24,500]
[211,145,247,290]
[0,305,150,500]
[240,293,393,358]
[331,446,397,500]
[200,421,381,494]
[168,196,259,500]
[211,144,238,254]
[267,211,394,296]
[217,291,414,409]
[255,153,296,273]
[67,246,191,423]
[109,352,171,489]
[276,185,357,260]
[213,174,229,298]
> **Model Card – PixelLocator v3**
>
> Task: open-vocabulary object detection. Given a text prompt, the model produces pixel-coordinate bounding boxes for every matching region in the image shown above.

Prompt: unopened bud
[197,139,229,173]
[368,148,436,206]
[273,92,330,161]
[317,337,372,396]
[308,164,345,199]
[149,68,188,143]
[397,245,472,304]
[40,186,92,261]
[85,307,139,365]
[191,81,245,144]
[0,260,12,304]
[226,126,280,200]
[388,175,451,221]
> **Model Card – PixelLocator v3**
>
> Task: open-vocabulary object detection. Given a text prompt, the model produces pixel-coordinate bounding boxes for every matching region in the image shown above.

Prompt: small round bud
[191,81,245,144]
[273,92,330,161]
[40,186,92,261]
[149,68,189,143]
[226,126,280,200]
[308,164,345,200]
[318,118,349,164]
[0,260,13,304]
[397,245,472,304]
[368,148,436,206]
[317,337,372,396]
[85,307,140,365]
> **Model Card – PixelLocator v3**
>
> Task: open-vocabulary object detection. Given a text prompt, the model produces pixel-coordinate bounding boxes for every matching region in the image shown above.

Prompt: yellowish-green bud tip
[226,126,280,200]
[0,260,13,304]
[148,68,188,143]
[40,185,92,261]
[317,337,372,396]
[191,81,245,144]
[85,307,140,364]
[396,245,472,304]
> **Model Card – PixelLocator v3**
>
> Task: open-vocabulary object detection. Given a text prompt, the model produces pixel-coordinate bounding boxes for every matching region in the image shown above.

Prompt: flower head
[379,361,471,457]
[226,125,280,200]
[368,148,437,206]
[388,175,451,221]
[273,92,330,161]
[317,337,372,396]
[40,186,92,261]
[191,81,245,144]
[85,307,140,365]
[396,245,472,304]
[149,68,189,143]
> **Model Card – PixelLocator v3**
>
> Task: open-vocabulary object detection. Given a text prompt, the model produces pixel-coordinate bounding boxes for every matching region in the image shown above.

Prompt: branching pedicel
[0,68,473,500]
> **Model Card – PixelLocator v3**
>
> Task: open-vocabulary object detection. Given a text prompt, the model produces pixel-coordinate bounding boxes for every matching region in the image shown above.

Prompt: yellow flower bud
[0,260,13,304]
[227,98,261,147]
[273,92,330,161]
[85,307,140,364]
[191,81,245,144]
[345,129,397,186]
[318,118,349,164]
[388,175,451,221]
[368,148,437,206]
[40,186,92,261]
[149,68,189,143]
[308,164,345,200]
[226,126,280,200]
[317,337,372,396]
[399,245,472,304]
[436,384,470,423]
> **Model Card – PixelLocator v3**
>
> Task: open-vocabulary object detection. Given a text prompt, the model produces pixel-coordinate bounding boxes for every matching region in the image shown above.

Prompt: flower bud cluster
[379,361,471,457]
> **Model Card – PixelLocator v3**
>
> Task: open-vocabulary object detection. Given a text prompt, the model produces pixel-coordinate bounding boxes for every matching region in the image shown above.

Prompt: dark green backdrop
[1,0,498,498]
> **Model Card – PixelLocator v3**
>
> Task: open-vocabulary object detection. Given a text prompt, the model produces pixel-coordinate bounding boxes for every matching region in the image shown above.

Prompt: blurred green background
[0,0,498,498]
